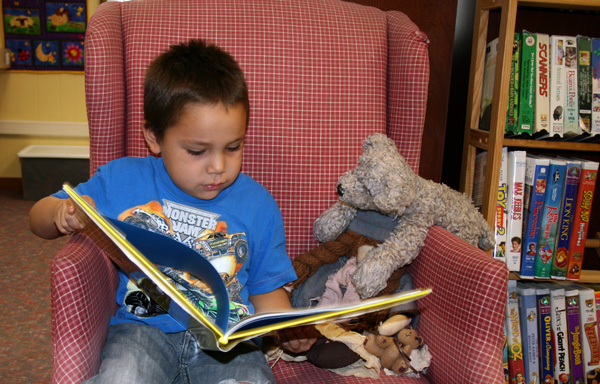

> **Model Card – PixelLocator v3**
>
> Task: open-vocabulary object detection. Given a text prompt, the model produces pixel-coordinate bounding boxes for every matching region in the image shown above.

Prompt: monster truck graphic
[197,232,249,264]
[123,208,171,235]
[159,265,250,323]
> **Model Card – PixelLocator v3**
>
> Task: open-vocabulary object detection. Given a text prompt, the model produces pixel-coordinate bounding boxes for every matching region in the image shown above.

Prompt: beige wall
[0,72,89,178]
[0,0,100,179]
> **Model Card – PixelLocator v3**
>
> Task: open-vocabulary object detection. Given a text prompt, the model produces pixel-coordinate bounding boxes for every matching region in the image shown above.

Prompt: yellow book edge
[218,287,432,345]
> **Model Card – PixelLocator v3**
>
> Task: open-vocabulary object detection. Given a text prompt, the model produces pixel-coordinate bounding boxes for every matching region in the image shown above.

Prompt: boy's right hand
[55,196,96,235]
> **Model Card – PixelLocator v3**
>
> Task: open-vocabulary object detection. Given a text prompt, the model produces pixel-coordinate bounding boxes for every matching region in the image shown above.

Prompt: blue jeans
[83,323,274,384]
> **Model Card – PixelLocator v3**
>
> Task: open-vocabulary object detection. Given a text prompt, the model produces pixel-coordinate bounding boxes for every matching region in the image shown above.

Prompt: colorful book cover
[566,161,599,280]
[551,160,582,279]
[550,35,566,137]
[506,151,527,272]
[535,33,550,135]
[534,158,567,279]
[591,37,600,136]
[517,282,539,384]
[562,283,584,384]
[577,35,592,134]
[548,283,571,383]
[536,284,553,382]
[506,280,526,383]
[480,37,499,131]
[573,284,600,380]
[518,31,537,135]
[507,33,521,135]
[494,147,508,263]
[564,36,580,137]
[520,156,550,279]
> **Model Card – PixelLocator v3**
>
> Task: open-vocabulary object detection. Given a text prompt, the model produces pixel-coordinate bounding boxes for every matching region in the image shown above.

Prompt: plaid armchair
[51,0,508,383]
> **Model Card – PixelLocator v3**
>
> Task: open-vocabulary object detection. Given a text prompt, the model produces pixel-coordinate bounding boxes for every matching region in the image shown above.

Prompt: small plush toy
[363,327,424,375]
[363,314,424,375]
[314,133,495,298]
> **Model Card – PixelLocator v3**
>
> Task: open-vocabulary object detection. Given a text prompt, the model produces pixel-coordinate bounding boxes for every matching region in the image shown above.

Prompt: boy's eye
[227,144,243,152]
[187,149,206,156]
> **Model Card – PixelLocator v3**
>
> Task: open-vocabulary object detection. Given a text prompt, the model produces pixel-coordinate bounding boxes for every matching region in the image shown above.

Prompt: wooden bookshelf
[460,0,600,280]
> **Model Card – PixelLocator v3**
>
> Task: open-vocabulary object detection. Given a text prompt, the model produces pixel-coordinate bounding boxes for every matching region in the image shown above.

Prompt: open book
[63,184,432,351]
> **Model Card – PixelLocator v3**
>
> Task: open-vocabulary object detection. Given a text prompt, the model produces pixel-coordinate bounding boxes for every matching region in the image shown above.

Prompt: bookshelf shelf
[460,0,600,281]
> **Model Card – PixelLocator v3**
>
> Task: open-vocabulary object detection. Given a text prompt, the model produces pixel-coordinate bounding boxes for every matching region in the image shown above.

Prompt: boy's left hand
[278,325,319,354]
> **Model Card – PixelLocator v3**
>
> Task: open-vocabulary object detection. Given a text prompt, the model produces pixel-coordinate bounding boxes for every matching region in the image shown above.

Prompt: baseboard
[0,178,23,191]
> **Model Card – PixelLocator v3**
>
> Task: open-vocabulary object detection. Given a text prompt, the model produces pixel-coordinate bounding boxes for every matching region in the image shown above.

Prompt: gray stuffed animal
[314,133,495,299]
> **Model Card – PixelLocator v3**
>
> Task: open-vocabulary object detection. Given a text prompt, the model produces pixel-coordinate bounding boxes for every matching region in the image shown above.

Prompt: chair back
[85,0,429,258]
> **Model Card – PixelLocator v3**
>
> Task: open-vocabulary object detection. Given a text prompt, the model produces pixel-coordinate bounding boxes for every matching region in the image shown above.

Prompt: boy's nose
[208,153,226,174]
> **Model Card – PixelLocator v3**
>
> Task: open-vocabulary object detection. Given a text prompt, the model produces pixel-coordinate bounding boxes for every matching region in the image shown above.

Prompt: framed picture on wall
[2,0,87,72]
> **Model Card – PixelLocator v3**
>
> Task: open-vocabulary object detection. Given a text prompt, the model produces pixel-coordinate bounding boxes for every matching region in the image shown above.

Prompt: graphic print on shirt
[118,199,251,325]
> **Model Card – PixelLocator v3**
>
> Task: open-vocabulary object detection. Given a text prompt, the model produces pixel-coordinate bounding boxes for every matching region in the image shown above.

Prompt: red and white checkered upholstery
[51,0,508,383]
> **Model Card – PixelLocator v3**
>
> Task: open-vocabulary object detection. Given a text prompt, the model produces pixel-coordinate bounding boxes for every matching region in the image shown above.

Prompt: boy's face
[144,102,247,200]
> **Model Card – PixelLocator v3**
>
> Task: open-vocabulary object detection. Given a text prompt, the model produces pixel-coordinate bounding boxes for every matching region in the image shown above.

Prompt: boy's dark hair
[144,39,249,140]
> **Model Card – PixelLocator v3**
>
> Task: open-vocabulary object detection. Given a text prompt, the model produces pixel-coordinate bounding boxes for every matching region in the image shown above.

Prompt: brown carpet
[0,189,69,384]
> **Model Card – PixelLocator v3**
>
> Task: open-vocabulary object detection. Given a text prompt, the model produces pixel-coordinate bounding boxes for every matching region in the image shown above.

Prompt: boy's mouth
[203,183,224,191]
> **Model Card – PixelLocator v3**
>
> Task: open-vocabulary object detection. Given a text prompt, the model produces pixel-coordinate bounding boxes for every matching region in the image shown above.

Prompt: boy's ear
[143,127,161,154]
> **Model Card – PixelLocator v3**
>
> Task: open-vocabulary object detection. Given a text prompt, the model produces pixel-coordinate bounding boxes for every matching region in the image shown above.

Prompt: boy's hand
[54,196,95,235]
[278,325,319,354]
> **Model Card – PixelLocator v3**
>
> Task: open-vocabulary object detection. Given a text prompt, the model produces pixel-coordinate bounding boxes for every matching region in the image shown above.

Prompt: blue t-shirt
[54,156,297,332]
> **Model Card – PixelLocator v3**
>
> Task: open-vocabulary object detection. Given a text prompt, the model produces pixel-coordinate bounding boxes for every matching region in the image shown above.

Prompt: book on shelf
[480,37,499,132]
[550,35,567,138]
[503,322,510,384]
[535,33,551,136]
[577,35,593,135]
[506,150,527,272]
[536,283,554,381]
[550,159,582,280]
[591,37,600,136]
[562,283,585,384]
[62,184,432,352]
[506,280,526,382]
[472,151,486,209]
[516,282,539,384]
[507,32,521,135]
[534,158,567,279]
[572,284,600,380]
[564,36,580,137]
[566,160,599,280]
[547,283,571,383]
[494,147,508,262]
[518,31,537,135]
[520,155,550,279]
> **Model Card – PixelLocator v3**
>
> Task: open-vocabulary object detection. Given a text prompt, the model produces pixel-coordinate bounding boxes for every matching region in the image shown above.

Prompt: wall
[346,0,458,183]
[0,0,100,181]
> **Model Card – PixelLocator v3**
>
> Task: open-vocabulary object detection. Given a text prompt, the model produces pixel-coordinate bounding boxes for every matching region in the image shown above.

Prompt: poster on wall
[2,0,86,72]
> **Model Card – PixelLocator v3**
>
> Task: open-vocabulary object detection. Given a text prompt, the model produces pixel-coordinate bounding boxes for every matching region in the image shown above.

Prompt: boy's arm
[29,195,95,239]
[249,287,318,353]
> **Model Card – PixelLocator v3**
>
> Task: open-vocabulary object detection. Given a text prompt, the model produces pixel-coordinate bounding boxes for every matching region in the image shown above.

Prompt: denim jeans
[83,323,274,384]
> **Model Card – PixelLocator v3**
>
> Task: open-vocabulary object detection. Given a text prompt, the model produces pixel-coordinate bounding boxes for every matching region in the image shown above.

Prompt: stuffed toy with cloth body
[314,133,495,298]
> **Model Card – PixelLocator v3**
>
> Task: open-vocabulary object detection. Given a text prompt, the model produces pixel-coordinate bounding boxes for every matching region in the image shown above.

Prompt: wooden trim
[0,178,23,191]
[0,120,88,137]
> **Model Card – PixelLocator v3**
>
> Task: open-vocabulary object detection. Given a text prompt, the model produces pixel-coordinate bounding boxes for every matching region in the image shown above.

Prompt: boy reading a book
[29,39,317,384]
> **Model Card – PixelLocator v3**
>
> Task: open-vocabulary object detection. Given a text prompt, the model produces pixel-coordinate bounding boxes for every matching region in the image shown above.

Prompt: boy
[30,39,316,383]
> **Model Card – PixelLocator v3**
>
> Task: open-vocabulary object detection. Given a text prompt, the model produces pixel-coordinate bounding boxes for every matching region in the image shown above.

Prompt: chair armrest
[51,233,119,384]
[407,225,508,384]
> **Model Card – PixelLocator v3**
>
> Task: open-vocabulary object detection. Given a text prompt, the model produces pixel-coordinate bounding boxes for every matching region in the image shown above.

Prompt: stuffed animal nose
[337,184,344,197]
